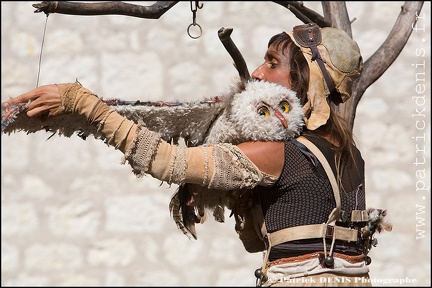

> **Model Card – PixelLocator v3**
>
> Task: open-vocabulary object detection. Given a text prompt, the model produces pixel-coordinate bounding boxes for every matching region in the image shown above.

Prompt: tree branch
[32,1,331,27]
[218,28,250,82]
[342,1,424,130]
[321,2,352,36]
[273,1,330,27]
[33,1,179,19]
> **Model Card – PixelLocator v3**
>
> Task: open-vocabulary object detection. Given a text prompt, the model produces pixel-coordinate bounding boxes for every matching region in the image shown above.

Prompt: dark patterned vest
[254,134,366,260]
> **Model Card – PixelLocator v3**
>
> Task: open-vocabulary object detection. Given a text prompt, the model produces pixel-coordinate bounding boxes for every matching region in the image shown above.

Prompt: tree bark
[340,1,424,130]
[33,1,179,19]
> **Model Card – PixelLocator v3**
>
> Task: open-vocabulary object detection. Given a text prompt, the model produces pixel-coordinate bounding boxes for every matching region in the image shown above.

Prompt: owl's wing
[169,183,232,240]
[1,97,227,145]
[168,184,199,240]
[170,81,306,240]
[109,98,227,145]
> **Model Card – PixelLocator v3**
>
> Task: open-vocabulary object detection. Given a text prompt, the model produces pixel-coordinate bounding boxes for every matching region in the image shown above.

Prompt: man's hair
[268,31,358,189]
[268,32,310,109]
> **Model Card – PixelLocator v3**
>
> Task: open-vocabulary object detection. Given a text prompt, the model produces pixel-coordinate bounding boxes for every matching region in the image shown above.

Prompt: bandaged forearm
[59,81,267,190]
[125,130,266,190]
[59,81,139,152]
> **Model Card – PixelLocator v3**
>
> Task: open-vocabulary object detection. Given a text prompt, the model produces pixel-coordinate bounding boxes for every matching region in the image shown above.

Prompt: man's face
[251,44,292,89]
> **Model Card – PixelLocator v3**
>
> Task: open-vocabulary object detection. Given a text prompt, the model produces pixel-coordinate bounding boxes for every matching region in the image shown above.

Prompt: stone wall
[1,1,430,286]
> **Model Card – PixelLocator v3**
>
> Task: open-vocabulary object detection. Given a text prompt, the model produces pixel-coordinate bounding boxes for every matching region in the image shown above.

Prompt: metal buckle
[292,23,322,49]
[325,225,335,238]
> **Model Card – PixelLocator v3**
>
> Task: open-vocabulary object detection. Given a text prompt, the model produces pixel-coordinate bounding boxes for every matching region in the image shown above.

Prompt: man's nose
[251,65,264,81]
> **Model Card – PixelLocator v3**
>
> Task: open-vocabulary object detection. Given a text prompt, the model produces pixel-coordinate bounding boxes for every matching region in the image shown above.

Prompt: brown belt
[267,252,365,268]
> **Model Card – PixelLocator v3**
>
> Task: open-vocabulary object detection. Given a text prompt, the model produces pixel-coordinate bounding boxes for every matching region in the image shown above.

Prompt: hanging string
[1,13,51,131]
[2,12,51,130]
[36,14,49,87]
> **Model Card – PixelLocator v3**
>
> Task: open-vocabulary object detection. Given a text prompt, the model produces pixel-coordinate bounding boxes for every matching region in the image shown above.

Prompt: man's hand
[3,84,64,118]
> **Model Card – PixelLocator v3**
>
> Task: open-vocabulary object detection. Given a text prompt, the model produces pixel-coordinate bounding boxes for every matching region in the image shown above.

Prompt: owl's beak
[274,110,288,128]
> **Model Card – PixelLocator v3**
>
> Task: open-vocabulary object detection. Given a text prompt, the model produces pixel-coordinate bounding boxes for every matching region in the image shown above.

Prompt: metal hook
[188,1,203,39]
[195,1,203,9]
[190,1,203,13]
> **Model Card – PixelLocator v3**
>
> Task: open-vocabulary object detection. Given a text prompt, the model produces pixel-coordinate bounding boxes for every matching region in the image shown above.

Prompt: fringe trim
[61,81,83,113]
[200,146,209,186]
[168,146,187,185]
[210,143,262,190]
[122,122,162,178]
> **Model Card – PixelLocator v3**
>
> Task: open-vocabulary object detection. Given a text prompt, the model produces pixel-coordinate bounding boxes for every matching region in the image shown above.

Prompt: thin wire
[36,14,49,88]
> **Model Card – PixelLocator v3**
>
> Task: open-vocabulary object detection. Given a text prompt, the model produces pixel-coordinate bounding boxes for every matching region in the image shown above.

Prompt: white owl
[169,80,305,239]
[205,80,304,144]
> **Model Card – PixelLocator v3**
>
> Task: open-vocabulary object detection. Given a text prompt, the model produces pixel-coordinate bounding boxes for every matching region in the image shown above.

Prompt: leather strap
[351,209,369,222]
[267,223,358,247]
[296,136,341,217]
[292,23,343,104]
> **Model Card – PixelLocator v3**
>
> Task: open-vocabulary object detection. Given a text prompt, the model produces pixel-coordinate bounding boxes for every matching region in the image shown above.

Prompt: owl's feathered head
[229,80,304,141]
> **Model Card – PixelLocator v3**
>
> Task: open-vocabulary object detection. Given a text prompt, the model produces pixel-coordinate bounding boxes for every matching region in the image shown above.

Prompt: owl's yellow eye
[257,106,270,117]
[279,101,290,113]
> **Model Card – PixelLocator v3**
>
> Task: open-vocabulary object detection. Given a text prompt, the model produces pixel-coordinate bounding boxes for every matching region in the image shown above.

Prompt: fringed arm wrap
[59,81,139,153]
[60,81,267,190]
[128,140,266,189]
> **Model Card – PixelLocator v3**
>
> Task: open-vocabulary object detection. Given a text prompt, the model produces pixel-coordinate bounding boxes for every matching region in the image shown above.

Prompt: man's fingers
[3,84,62,118]
[27,101,63,118]
[26,106,48,118]
[12,90,39,104]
